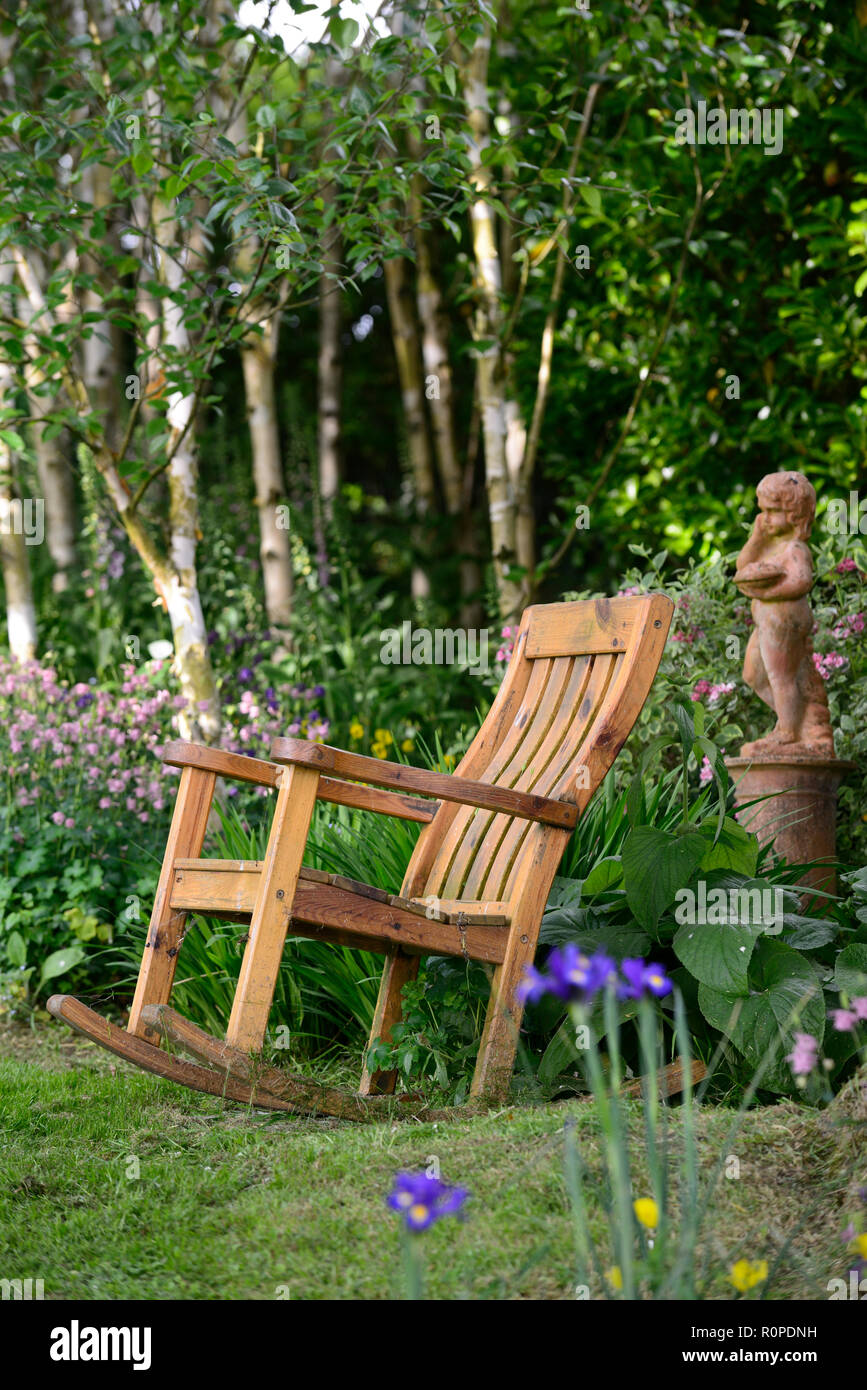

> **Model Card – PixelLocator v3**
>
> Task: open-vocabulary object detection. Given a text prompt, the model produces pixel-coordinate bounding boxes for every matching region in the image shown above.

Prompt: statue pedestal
[724,755,854,902]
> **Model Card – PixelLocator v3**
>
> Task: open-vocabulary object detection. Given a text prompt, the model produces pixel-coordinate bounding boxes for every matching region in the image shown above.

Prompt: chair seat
[169,859,510,964]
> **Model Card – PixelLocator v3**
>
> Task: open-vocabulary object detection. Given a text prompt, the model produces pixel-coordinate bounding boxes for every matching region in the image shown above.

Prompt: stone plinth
[724,755,854,902]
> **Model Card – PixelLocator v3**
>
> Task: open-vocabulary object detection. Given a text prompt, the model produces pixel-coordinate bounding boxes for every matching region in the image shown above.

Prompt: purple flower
[310,684,325,698]
[516,964,550,1004]
[518,946,618,1005]
[617,959,672,1001]
[238,668,254,685]
[387,1172,469,1232]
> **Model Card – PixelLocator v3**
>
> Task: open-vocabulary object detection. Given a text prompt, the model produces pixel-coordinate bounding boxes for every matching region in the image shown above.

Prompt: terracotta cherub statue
[734,471,834,757]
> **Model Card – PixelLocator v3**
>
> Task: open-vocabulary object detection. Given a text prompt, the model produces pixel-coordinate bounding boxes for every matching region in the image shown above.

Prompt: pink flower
[831,1009,859,1032]
[813,651,849,681]
[65,817,74,829]
[691,680,711,702]
[786,1032,818,1076]
[836,558,857,573]
[852,997,867,1021]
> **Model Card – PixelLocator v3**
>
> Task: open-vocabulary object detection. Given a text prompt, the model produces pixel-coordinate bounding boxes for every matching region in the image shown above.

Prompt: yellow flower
[604,1266,623,1291]
[633,1197,659,1230]
[371,743,388,759]
[374,728,393,745]
[851,1233,867,1258]
[349,721,364,740]
[729,1259,768,1292]
[442,753,455,768]
[400,738,414,753]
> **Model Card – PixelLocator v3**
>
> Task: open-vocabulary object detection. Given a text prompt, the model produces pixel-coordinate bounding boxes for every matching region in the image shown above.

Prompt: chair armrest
[160,740,437,823]
[270,738,579,829]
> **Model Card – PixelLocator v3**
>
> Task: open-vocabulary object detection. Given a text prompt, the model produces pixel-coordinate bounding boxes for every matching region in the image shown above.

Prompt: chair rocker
[49,593,675,1120]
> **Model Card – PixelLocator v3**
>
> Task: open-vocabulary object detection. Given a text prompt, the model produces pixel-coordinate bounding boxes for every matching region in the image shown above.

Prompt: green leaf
[545,875,585,909]
[779,916,836,950]
[6,931,26,968]
[538,1017,582,1086]
[582,856,623,896]
[38,945,86,989]
[131,146,153,177]
[697,818,758,876]
[673,913,765,994]
[578,183,602,216]
[834,943,867,997]
[622,825,706,931]
[443,64,457,97]
[330,16,359,49]
[698,939,825,1092]
[0,428,26,450]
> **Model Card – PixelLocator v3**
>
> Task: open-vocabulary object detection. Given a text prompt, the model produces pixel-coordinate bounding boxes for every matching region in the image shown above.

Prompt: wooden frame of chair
[48,593,677,1119]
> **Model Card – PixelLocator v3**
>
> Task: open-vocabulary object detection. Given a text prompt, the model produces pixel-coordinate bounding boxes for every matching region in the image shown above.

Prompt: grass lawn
[1,1023,862,1301]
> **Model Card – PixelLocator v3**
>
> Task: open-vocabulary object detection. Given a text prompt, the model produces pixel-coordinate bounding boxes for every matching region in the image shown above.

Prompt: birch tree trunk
[317,212,343,520]
[409,167,482,620]
[241,308,294,631]
[157,209,221,743]
[29,413,76,593]
[0,259,37,660]
[462,25,523,621]
[383,251,437,600]
[19,269,77,592]
[0,454,37,662]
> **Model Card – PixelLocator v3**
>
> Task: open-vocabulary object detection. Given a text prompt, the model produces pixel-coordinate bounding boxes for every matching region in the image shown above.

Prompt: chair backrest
[402,593,673,907]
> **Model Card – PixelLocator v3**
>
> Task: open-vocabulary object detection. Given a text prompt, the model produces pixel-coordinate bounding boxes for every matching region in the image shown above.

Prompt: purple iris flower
[518,951,671,1007]
[387,1172,469,1232]
[238,667,254,685]
[617,958,672,1001]
[518,946,617,1005]
[75,693,94,709]
[516,964,550,1004]
[548,945,617,1001]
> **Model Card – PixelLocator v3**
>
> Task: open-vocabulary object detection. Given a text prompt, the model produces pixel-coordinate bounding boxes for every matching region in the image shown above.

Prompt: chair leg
[127,766,217,1043]
[359,948,419,1096]
[225,765,320,1053]
[470,923,537,1103]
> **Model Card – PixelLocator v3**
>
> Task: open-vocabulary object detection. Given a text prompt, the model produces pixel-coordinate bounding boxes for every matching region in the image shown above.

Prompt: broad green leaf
[834,943,867,997]
[38,945,86,988]
[697,817,759,876]
[545,875,584,909]
[622,825,706,931]
[673,913,765,994]
[582,856,623,896]
[6,931,26,968]
[698,940,825,1092]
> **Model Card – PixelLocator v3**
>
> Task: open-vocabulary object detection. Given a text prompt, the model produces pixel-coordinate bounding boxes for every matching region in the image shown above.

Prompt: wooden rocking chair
[49,593,675,1119]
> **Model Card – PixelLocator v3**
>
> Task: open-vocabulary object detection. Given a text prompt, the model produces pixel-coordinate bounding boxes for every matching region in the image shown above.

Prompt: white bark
[0,260,37,660]
[317,217,343,516]
[241,313,294,630]
[463,28,523,621]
